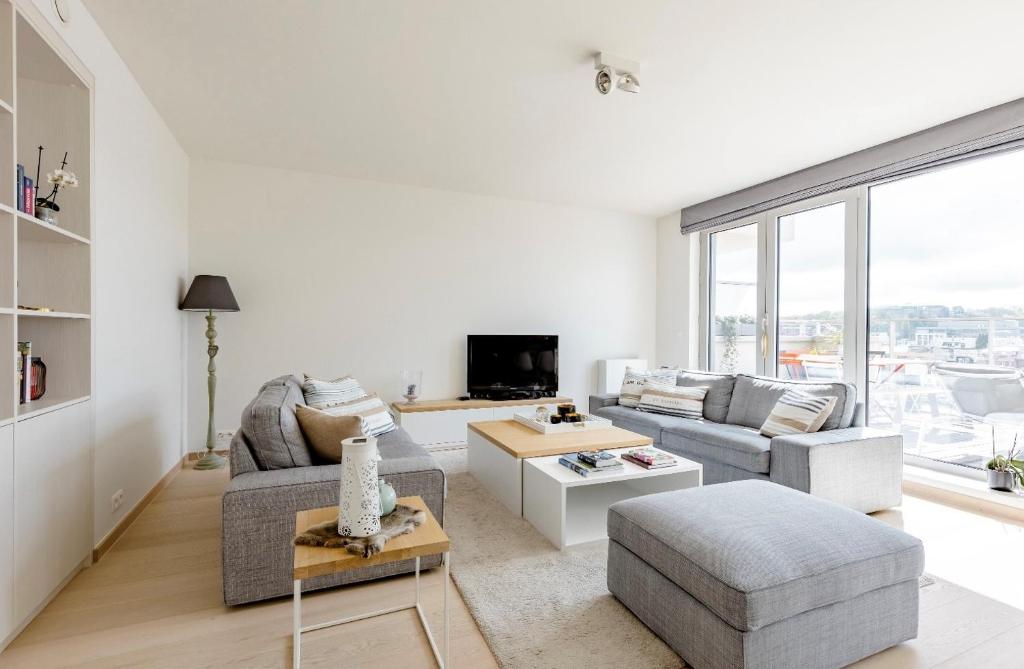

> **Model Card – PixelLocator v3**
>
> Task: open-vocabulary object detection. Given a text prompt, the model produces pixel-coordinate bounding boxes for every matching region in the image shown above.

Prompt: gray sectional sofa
[222,375,445,606]
[590,371,903,513]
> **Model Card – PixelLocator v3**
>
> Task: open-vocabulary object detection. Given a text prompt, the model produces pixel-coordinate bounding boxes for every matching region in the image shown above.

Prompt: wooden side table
[292,496,451,668]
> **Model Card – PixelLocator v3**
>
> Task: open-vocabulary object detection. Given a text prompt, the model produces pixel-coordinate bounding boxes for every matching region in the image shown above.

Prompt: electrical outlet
[111,489,125,512]
[216,429,235,439]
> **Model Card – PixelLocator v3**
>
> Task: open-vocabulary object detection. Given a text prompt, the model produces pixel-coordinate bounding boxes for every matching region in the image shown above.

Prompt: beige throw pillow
[760,390,837,438]
[295,404,366,462]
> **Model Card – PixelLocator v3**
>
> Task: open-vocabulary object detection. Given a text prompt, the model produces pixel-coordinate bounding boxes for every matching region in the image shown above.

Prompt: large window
[700,148,1024,474]
[868,150,1024,469]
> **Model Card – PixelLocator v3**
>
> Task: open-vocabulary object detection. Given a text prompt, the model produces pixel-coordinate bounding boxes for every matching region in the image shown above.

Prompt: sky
[712,147,1024,318]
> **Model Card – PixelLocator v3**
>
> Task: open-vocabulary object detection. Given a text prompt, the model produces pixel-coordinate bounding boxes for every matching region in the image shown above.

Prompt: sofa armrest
[590,394,620,413]
[769,427,903,513]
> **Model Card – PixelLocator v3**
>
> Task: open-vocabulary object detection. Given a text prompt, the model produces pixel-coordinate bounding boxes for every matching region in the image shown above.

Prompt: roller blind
[680,97,1024,235]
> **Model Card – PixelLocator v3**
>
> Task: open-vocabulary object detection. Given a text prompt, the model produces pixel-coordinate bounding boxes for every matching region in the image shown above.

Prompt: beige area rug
[432,447,941,669]
[432,447,684,668]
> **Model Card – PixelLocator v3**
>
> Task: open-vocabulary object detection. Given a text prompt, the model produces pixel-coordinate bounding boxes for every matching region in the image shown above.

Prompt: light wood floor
[0,466,496,669]
[1,461,1023,668]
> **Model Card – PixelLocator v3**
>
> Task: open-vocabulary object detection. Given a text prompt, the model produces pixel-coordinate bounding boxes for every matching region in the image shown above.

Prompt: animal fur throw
[294,504,426,558]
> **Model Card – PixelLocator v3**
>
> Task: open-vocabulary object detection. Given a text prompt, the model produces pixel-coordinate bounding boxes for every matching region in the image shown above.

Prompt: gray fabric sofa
[222,375,446,606]
[590,371,903,513]
[607,480,924,669]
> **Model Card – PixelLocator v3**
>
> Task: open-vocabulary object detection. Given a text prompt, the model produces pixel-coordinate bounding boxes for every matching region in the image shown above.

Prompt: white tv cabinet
[392,396,572,448]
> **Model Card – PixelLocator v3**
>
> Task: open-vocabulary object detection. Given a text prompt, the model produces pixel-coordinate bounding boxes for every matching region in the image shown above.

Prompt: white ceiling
[82,0,1024,217]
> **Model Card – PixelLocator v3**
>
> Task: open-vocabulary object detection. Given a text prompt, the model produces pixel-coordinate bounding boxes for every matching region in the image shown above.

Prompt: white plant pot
[338,436,382,537]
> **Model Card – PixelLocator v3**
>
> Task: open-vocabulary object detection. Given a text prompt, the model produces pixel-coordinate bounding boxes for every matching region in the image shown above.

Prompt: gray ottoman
[607,480,923,669]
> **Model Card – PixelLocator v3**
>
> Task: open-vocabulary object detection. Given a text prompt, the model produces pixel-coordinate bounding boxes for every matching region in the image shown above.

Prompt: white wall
[187,159,656,446]
[656,213,698,369]
[25,0,190,545]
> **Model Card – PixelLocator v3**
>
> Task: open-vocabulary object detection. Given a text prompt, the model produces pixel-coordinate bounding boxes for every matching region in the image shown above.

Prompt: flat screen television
[467,335,558,399]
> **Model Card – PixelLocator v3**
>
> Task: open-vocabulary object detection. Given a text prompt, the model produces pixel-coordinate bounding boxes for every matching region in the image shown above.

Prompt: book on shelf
[622,454,677,470]
[558,453,622,477]
[17,341,31,404]
[576,450,620,468]
[23,178,34,217]
[16,164,23,212]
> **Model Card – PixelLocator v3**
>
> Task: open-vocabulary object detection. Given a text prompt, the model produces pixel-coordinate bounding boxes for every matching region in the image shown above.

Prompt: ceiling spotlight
[617,73,640,94]
[595,66,614,95]
[593,52,641,96]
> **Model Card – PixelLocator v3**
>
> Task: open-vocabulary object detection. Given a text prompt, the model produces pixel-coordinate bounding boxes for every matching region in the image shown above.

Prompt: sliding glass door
[706,222,761,375]
[701,194,859,383]
[773,202,849,381]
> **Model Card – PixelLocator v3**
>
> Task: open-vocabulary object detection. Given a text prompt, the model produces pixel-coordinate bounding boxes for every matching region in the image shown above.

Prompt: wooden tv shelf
[392,396,574,448]
[391,396,572,414]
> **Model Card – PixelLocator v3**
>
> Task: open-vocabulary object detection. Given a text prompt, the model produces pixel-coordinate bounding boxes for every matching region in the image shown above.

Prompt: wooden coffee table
[466,419,652,515]
[292,496,450,668]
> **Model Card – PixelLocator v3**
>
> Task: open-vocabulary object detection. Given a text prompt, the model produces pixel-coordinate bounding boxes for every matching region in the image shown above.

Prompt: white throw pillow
[315,393,397,437]
[619,367,678,408]
[760,390,837,438]
[301,374,367,409]
[637,381,706,419]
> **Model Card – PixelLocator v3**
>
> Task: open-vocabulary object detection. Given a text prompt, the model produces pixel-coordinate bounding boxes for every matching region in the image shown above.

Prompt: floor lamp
[180,274,240,470]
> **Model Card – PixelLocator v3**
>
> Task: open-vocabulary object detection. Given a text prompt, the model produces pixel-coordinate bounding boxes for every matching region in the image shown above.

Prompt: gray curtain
[680,97,1024,235]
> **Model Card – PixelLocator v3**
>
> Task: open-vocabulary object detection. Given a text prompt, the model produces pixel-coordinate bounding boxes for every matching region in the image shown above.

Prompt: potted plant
[33,147,79,226]
[985,435,1024,492]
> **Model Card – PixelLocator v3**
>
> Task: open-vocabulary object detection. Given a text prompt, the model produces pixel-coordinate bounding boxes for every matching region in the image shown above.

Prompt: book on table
[558,453,622,477]
[623,448,677,469]
[576,450,621,468]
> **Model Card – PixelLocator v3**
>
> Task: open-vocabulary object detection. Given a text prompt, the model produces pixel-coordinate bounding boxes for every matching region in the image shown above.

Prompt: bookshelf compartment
[15,14,90,241]
[15,317,89,415]
[17,237,90,314]
[0,112,11,210]
[0,313,11,422]
[0,210,11,309]
[0,1,12,110]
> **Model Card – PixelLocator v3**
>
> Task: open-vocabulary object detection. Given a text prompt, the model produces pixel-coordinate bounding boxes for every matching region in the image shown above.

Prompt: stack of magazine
[622,448,677,469]
[558,450,623,477]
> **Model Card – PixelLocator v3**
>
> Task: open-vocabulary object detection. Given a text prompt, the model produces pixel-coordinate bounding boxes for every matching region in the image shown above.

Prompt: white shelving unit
[0,0,94,649]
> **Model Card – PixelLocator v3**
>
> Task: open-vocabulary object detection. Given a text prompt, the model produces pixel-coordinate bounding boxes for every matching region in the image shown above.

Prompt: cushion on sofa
[240,375,314,470]
[316,393,396,436]
[759,390,837,437]
[725,374,855,431]
[677,370,735,423]
[637,381,706,419]
[592,404,687,442]
[661,420,771,474]
[619,367,678,408]
[607,480,924,632]
[294,404,365,463]
[301,374,367,408]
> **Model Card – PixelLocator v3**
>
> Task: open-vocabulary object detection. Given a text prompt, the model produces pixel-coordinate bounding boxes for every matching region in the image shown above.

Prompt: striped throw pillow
[619,367,679,408]
[760,390,837,438]
[301,374,367,409]
[316,393,397,437]
[637,381,707,419]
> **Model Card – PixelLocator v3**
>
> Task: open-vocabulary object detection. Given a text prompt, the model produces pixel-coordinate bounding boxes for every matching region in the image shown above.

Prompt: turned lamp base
[194,449,227,470]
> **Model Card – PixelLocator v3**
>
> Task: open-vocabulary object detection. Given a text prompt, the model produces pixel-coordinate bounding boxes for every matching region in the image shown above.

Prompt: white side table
[292,496,450,667]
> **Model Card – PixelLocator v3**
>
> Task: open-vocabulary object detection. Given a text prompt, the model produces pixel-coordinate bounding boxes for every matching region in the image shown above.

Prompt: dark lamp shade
[179,275,240,312]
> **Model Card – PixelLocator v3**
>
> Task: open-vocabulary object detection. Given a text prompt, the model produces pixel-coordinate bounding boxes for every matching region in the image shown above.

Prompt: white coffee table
[522,447,702,550]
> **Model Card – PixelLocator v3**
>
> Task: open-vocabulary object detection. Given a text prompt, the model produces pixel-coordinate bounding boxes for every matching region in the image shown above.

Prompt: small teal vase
[378,479,397,516]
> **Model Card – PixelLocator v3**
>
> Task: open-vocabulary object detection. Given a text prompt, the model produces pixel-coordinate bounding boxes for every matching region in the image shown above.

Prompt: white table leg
[415,555,421,605]
[293,579,301,668]
[444,551,450,668]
